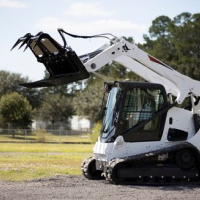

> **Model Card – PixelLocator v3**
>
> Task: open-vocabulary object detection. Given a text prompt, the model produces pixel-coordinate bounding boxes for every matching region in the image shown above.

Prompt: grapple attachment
[11,30,90,88]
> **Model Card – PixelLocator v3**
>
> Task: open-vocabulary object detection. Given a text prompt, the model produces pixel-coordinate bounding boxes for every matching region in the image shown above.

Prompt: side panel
[93,136,182,162]
[161,107,195,142]
[188,129,200,151]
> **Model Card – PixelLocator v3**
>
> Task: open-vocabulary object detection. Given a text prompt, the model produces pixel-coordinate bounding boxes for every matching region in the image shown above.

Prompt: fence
[0,123,91,143]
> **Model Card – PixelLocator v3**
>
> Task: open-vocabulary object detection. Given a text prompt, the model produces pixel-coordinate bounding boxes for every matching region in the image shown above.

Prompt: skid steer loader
[12,29,200,185]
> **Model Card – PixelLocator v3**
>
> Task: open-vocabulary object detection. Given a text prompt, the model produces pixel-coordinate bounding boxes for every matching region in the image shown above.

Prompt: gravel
[1,175,200,200]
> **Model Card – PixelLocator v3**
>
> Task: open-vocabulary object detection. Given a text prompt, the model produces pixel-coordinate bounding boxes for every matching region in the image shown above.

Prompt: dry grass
[0,143,93,181]
[0,134,90,143]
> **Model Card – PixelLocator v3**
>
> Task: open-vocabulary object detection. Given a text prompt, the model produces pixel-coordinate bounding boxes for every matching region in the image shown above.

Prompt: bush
[34,129,46,143]
[89,122,102,144]
[0,92,33,129]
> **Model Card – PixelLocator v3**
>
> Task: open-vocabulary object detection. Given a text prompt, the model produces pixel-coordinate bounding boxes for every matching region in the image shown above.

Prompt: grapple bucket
[11,31,90,88]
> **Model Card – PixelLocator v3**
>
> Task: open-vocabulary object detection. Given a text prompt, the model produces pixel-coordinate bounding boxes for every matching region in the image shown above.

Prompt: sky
[0,0,200,81]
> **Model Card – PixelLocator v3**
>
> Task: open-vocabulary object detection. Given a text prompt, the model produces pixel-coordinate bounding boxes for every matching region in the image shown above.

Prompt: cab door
[117,85,168,142]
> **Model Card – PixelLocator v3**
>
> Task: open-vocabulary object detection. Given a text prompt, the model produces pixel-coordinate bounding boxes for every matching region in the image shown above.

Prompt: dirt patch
[1,175,200,200]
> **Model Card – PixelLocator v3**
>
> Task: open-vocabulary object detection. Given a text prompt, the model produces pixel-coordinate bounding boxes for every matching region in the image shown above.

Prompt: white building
[32,116,91,131]
[69,116,91,131]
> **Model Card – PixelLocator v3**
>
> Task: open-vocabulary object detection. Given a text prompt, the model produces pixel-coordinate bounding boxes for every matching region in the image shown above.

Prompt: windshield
[101,87,119,138]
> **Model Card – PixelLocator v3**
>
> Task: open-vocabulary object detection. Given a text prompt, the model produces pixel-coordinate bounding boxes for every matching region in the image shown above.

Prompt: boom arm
[84,39,200,104]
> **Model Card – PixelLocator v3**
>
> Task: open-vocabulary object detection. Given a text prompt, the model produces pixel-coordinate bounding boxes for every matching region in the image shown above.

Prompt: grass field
[0,143,93,181]
[0,133,90,143]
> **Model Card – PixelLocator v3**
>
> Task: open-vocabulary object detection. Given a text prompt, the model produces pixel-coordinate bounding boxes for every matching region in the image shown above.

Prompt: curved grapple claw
[11,30,90,88]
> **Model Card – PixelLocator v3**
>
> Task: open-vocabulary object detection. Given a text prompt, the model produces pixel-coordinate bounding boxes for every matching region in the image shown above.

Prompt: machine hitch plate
[11,31,90,88]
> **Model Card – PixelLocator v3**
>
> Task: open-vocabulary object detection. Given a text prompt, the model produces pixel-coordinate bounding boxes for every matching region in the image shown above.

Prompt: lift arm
[84,39,200,104]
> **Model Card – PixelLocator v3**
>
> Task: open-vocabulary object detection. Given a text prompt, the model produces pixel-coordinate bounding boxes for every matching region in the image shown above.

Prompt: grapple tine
[35,31,43,36]
[10,33,31,51]
[18,34,32,49]
[23,38,34,52]
[11,39,22,51]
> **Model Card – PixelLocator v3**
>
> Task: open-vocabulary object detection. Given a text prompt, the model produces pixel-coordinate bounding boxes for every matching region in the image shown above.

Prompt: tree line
[0,12,199,128]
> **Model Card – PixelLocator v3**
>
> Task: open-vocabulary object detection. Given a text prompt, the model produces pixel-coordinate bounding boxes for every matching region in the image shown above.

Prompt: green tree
[41,70,84,96]
[170,12,200,79]
[149,15,171,38]
[141,12,200,79]
[142,15,176,65]
[0,92,33,128]
[38,94,74,126]
[0,70,42,108]
[73,82,105,123]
